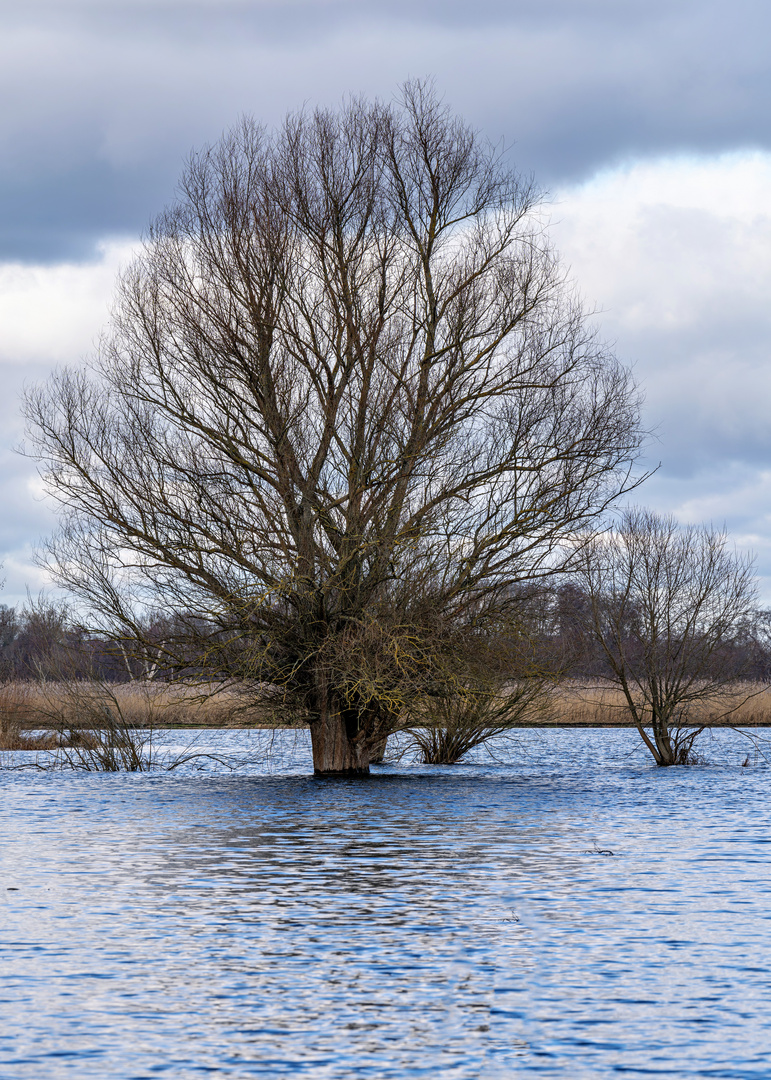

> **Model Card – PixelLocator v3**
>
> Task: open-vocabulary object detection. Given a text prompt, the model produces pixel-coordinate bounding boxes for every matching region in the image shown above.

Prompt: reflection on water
[1,728,770,1078]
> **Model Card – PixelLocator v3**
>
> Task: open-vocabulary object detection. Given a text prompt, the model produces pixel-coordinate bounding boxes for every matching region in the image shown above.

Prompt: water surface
[1,728,769,1078]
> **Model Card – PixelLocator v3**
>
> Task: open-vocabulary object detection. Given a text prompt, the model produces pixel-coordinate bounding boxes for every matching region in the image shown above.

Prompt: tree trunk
[368,733,389,764]
[652,717,675,766]
[309,695,371,775]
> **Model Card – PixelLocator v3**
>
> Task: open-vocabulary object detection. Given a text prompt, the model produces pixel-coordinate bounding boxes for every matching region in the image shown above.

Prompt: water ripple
[1,728,769,1077]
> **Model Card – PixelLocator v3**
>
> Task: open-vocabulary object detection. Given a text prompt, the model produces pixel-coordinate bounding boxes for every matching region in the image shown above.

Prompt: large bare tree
[24,82,644,773]
[572,508,758,765]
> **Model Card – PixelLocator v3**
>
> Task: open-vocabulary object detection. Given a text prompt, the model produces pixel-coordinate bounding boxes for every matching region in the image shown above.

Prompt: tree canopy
[24,82,645,772]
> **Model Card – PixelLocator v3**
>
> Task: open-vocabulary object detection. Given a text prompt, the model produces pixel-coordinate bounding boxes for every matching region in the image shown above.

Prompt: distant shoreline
[13,719,765,731]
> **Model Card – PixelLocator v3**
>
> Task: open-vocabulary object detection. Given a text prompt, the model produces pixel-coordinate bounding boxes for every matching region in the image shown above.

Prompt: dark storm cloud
[0,161,160,263]
[1,0,770,260]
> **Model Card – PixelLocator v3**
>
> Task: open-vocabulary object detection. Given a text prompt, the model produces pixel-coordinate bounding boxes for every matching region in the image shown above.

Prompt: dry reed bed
[549,682,771,727]
[3,680,771,753]
[0,680,287,751]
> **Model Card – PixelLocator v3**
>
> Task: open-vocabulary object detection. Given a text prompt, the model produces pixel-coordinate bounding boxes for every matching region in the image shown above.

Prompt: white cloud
[0,240,138,607]
[549,151,771,588]
[551,151,771,332]
[0,239,136,365]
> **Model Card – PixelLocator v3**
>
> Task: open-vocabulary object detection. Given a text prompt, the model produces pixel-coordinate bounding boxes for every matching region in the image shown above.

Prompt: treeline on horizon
[3,585,771,688]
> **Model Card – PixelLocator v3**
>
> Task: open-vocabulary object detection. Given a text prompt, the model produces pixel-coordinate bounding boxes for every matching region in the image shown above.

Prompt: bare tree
[23,82,644,773]
[572,508,759,765]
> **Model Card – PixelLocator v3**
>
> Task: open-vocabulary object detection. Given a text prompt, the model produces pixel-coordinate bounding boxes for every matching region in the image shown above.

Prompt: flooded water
[1,727,770,1078]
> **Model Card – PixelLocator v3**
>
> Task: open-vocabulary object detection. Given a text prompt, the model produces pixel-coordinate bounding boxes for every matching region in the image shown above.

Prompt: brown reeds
[0,679,295,733]
[549,682,771,728]
[6,679,771,735]
[0,683,60,750]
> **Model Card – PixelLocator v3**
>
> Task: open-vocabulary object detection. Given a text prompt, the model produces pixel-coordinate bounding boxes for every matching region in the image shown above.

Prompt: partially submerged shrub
[2,679,228,772]
[405,679,551,764]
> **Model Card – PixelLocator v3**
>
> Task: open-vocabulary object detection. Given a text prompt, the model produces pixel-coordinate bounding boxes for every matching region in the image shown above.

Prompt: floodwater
[1,727,770,1079]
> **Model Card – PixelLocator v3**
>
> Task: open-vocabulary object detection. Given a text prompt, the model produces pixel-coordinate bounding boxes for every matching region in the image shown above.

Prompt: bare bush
[7,680,231,772]
[405,678,551,764]
[572,508,760,765]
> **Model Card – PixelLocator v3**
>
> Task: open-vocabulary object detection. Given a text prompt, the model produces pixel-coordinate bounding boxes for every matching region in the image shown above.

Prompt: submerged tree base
[313,766,370,777]
[309,713,373,775]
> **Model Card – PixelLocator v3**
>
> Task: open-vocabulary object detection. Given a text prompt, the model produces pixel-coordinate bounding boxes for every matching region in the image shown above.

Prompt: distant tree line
[545,585,771,684]
[4,580,769,688]
[0,602,176,683]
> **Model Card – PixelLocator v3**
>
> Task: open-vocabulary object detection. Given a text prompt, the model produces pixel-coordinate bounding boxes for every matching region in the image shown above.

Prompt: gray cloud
[1,0,770,260]
[2,3,771,604]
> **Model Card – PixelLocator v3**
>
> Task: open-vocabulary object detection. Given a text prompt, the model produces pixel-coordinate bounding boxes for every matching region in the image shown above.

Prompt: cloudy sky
[1,0,771,605]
